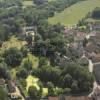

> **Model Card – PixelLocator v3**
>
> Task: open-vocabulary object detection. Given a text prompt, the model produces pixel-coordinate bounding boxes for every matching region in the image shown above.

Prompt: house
[86,31,97,39]
[91,53,100,63]
[64,27,74,36]
[65,96,92,100]
[54,52,70,67]
[0,79,5,86]
[74,31,86,41]
[91,87,100,100]
[22,26,35,36]
[88,22,100,31]
[89,32,100,42]
[85,42,97,53]
[69,42,84,57]
[92,23,100,31]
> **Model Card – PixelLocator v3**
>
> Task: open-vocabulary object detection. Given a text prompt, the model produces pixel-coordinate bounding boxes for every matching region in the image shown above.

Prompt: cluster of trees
[0,62,11,79]
[3,47,23,67]
[0,86,8,100]
[0,0,22,8]
[33,0,48,5]
[32,61,94,95]
[0,0,95,99]
[33,0,84,12]
[0,0,24,42]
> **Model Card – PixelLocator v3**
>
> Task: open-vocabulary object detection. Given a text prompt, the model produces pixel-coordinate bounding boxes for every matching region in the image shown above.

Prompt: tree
[28,86,41,100]
[39,57,49,67]
[33,0,47,5]
[61,62,94,93]
[0,25,10,41]
[21,46,28,57]
[62,74,72,88]
[0,86,8,100]
[78,57,89,67]
[3,47,23,67]
[26,34,33,45]
[83,37,88,47]
[16,68,28,79]
[47,82,55,96]
[32,65,61,85]
[71,80,79,93]
[0,62,11,79]
[22,59,32,71]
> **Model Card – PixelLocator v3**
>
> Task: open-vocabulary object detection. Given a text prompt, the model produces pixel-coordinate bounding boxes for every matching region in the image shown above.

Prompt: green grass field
[86,18,100,23]
[48,0,100,26]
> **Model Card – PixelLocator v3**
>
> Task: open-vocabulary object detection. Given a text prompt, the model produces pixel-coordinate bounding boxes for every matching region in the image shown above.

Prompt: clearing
[48,0,100,26]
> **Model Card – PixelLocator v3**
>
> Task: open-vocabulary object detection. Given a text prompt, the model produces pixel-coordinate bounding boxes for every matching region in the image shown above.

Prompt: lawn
[85,18,100,23]
[26,75,48,96]
[48,0,100,26]
[26,75,40,91]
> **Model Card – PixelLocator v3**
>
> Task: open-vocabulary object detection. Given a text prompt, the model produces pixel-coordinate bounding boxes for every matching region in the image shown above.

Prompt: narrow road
[88,59,100,98]
[15,86,25,100]
[88,60,93,73]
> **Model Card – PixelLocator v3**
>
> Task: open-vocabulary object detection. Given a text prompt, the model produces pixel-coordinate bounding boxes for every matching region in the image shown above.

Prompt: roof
[64,28,74,36]
[91,53,100,63]
[92,24,100,29]
[0,79,5,85]
[74,31,86,41]
[85,42,97,53]
[65,96,91,100]
[48,96,91,100]
[7,81,16,93]
[48,97,59,100]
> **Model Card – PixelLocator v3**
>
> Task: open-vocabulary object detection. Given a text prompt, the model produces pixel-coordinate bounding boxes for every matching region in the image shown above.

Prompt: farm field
[48,0,100,26]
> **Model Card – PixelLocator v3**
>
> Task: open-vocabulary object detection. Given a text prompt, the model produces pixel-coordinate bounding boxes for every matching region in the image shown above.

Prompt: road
[88,59,100,99]
[88,60,93,73]
[15,86,25,100]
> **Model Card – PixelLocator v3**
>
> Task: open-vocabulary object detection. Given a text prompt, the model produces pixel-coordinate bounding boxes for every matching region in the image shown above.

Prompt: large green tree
[3,47,23,67]
[0,86,8,100]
